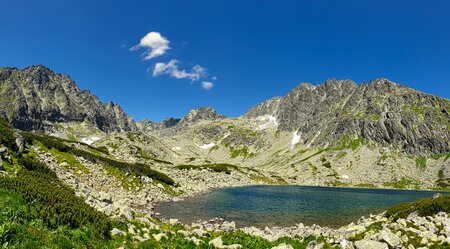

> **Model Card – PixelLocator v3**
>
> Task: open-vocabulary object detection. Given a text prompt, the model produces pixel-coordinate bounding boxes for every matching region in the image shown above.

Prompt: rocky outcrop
[141,107,226,136]
[242,96,282,119]
[0,65,137,133]
[244,78,450,155]
[177,107,225,128]
[137,118,181,134]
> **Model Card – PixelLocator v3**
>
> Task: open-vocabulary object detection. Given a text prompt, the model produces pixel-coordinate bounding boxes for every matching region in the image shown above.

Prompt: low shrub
[21,132,175,185]
[0,118,18,152]
[0,170,111,238]
[176,163,238,174]
[385,195,450,219]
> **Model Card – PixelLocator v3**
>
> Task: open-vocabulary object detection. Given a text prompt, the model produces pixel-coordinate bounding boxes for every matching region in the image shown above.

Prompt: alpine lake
[155,185,443,228]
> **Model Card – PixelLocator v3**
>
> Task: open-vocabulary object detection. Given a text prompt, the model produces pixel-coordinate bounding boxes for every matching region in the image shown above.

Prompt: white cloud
[131,31,170,60]
[211,76,218,81]
[201,81,214,90]
[153,59,206,81]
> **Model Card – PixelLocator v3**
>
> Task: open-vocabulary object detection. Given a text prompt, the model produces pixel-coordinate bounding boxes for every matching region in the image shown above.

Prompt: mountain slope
[0,65,137,132]
[244,78,450,155]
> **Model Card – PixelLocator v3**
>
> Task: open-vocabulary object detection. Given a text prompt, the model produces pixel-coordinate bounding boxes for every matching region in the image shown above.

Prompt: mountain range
[1,65,448,156]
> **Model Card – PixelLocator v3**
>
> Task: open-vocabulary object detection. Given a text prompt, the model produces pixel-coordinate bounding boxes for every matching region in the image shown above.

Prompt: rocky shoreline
[120,207,450,248]
[32,147,450,248]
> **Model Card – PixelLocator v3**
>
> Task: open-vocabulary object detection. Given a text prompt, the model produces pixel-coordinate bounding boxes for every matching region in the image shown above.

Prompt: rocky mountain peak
[162,117,181,127]
[179,106,225,125]
[293,82,316,92]
[0,65,137,133]
[244,78,449,155]
[242,97,283,119]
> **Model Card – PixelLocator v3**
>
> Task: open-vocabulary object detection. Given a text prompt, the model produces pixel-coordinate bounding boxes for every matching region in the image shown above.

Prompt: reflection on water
[155,185,441,228]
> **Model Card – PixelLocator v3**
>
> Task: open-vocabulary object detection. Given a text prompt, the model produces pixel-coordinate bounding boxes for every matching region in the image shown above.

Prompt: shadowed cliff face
[244,79,450,155]
[0,65,137,133]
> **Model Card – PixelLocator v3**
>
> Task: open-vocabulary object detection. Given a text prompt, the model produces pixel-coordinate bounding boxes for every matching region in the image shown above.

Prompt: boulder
[354,240,388,249]
[110,228,126,236]
[208,236,242,249]
[209,237,224,248]
[221,221,236,231]
[169,218,179,225]
[378,229,402,247]
[152,233,167,242]
[340,239,355,249]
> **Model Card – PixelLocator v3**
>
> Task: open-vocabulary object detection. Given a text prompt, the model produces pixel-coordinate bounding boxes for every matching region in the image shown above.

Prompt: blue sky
[1,1,450,122]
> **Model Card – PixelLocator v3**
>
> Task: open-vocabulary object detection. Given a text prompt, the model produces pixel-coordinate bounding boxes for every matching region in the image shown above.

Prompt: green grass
[0,188,119,248]
[104,166,143,191]
[385,195,450,219]
[21,132,175,185]
[228,146,255,159]
[0,163,111,238]
[350,138,364,151]
[137,147,173,165]
[383,179,421,189]
[322,161,332,168]
[0,118,18,152]
[41,145,90,174]
[415,157,427,170]
[436,169,450,189]
[333,136,364,151]
[348,221,383,242]
[176,163,239,174]
[298,148,329,162]
[155,181,182,196]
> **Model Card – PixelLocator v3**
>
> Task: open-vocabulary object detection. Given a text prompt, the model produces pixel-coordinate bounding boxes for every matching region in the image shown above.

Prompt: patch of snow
[172,146,181,151]
[256,115,279,130]
[81,136,100,145]
[290,131,301,149]
[198,143,215,150]
[341,175,349,180]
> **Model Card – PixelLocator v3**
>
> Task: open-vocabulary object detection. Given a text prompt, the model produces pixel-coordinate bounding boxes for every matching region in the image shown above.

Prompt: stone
[401,234,409,243]
[397,218,407,227]
[152,233,167,242]
[208,236,242,249]
[221,221,236,231]
[15,136,24,153]
[120,208,134,221]
[110,228,126,236]
[307,240,318,249]
[177,230,190,236]
[378,229,402,247]
[209,237,224,248]
[187,236,202,246]
[420,237,428,245]
[271,243,294,249]
[340,239,355,249]
[169,218,179,225]
[354,240,389,249]
[127,225,136,235]
[132,235,147,242]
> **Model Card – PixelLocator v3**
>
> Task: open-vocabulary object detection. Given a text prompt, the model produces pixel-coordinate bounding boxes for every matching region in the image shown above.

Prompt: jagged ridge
[0,65,137,133]
[244,78,450,155]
